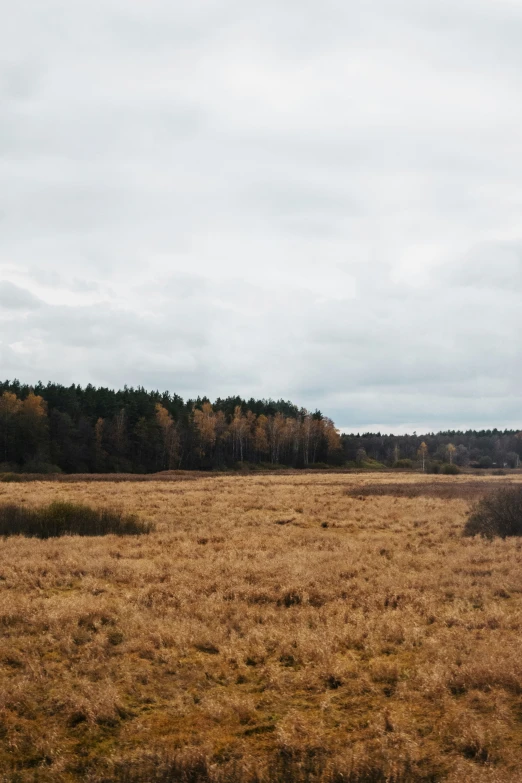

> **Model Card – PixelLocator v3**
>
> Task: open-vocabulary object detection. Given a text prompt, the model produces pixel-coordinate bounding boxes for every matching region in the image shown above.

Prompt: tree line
[2,380,519,474]
[342,430,522,470]
[0,381,342,474]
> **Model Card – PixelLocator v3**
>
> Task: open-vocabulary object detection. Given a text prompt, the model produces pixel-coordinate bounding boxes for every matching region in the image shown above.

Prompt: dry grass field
[1,473,522,782]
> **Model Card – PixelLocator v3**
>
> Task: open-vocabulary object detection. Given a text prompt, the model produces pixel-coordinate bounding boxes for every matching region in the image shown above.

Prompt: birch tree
[418,441,428,472]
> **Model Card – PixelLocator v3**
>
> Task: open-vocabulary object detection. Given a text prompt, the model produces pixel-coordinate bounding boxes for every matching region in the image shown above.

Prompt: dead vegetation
[0,473,522,782]
[464,485,522,539]
[0,501,152,538]
[0,471,213,483]
[346,479,516,501]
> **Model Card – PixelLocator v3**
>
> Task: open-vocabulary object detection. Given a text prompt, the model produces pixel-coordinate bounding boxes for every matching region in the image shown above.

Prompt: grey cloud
[0,281,42,310]
[70,278,101,293]
[437,243,522,290]
[0,60,42,102]
[22,303,209,351]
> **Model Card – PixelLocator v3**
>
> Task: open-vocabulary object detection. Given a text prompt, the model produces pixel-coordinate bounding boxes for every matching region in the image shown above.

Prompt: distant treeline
[342,430,522,470]
[0,381,342,474]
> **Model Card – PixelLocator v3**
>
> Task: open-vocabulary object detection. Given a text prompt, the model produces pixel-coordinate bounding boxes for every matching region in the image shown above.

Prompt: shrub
[394,459,413,469]
[0,501,153,538]
[441,463,460,475]
[363,458,386,469]
[464,486,522,538]
[0,473,25,483]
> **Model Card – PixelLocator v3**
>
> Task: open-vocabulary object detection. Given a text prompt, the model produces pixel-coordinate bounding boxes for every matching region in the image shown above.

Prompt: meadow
[0,473,522,782]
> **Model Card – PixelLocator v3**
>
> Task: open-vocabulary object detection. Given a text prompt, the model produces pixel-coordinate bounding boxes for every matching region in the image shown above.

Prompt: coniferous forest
[0,380,520,474]
[0,381,342,473]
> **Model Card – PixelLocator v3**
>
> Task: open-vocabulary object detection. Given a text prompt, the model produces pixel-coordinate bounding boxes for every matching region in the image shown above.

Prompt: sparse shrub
[0,472,24,483]
[441,463,460,475]
[0,501,153,538]
[362,457,386,469]
[393,459,413,469]
[464,486,522,538]
[426,462,441,474]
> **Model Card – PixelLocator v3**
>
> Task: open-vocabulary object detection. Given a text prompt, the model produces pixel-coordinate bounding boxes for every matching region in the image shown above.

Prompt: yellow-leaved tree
[193,402,217,459]
[0,392,22,463]
[155,404,180,469]
[254,414,268,458]
[230,405,248,462]
[324,418,341,453]
[418,441,428,472]
[21,391,47,452]
[267,412,286,463]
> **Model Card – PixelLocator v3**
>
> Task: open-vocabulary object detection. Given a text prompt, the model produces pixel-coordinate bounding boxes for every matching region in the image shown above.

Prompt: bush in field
[442,463,461,475]
[0,501,153,538]
[464,486,522,539]
[394,459,413,469]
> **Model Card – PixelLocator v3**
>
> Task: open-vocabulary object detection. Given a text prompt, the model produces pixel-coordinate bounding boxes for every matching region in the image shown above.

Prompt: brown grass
[346,479,518,501]
[0,471,213,483]
[0,473,522,782]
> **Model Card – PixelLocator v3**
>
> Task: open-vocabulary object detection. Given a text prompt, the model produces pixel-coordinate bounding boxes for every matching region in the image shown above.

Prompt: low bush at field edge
[464,485,522,538]
[0,501,152,538]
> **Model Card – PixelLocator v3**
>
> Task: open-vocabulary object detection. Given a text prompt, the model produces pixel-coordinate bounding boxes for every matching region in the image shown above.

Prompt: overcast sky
[1,0,522,433]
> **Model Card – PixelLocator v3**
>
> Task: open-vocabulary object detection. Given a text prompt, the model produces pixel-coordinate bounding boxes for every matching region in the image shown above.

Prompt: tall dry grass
[0,473,521,782]
[0,501,152,538]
